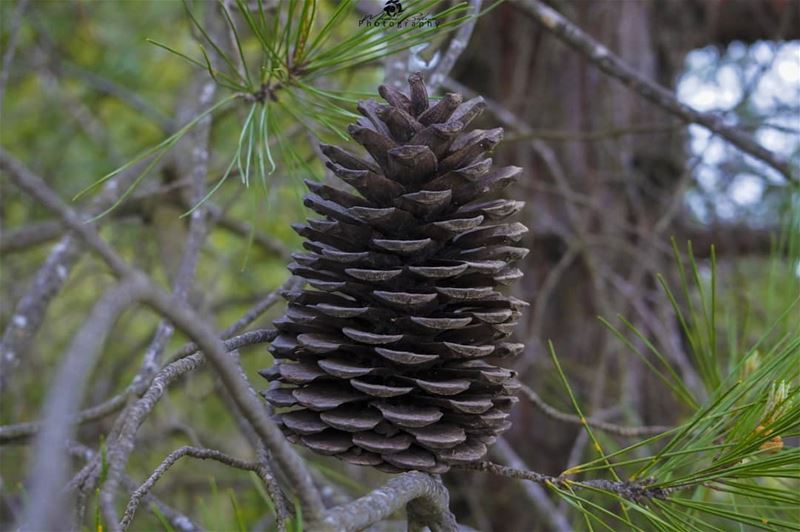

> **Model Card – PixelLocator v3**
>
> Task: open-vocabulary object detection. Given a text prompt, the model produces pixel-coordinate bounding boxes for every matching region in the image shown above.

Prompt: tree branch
[0,329,275,444]
[126,76,216,396]
[513,0,796,181]
[426,0,482,94]
[6,149,325,528]
[0,0,28,108]
[20,279,145,530]
[0,149,144,389]
[490,438,572,532]
[459,461,674,504]
[317,472,457,532]
[119,446,277,531]
[67,442,203,532]
[519,384,672,437]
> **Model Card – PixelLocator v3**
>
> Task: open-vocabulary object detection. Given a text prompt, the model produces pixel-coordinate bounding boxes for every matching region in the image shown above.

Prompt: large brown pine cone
[260,73,528,474]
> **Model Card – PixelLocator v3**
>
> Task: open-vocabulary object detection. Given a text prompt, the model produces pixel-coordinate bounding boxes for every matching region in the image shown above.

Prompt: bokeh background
[1,1,798,530]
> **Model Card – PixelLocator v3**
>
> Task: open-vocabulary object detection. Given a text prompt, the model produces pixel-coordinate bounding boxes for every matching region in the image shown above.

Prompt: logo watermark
[358,1,441,30]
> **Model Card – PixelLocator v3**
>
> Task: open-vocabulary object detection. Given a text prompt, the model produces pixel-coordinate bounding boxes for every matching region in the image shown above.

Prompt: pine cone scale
[262,74,529,473]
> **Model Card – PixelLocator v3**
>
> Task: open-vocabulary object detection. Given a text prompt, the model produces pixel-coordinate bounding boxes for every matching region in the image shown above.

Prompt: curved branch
[6,148,325,527]
[490,439,572,532]
[67,442,202,532]
[459,461,675,502]
[513,0,796,181]
[120,446,274,531]
[20,280,144,531]
[519,384,672,437]
[0,329,275,444]
[99,76,217,528]
[317,472,456,532]
[427,0,482,93]
[135,282,326,523]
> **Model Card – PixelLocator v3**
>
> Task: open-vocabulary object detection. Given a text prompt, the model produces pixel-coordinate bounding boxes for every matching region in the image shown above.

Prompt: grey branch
[100,329,277,531]
[6,150,324,528]
[318,472,457,532]
[128,77,216,395]
[0,219,62,254]
[513,0,795,181]
[120,446,276,531]
[59,286,286,516]
[0,329,275,444]
[0,0,28,107]
[460,461,674,503]
[136,280,326,524]
[0,149,144,389]
[519,384,672,437]
[0,392,127,444]
[68,442,203,532]
[426,0,482,93]
[491,439,572,532]
[21,280,145,530]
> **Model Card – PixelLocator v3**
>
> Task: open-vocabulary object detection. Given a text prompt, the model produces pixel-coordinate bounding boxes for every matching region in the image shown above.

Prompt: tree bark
[454,1,796,529]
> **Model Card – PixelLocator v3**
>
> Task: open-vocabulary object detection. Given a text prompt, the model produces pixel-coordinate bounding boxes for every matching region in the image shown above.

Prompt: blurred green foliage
[1,1,798,531]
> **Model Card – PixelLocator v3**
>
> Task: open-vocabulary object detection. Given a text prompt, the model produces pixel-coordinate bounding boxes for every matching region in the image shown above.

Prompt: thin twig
[0,0,29,108]
[6,148,324,526]
[128,77,216,394]
[427,0,482,93]
[0,329,275,444]
[491,438,572,532]
[459,461,674,503]
[519,384,671,437]
[0,393,127,444]
[67,442,203,532]
[513,0,796,181]
[120,446,270,531]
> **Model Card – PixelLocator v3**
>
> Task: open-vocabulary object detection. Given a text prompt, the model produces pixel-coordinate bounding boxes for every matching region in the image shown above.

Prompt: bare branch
[0,393,127,444]
[213,377,291,532]
[490,439,572,532]
[0,150,143,387]
[0,0,28,107]
[519,384,672,437]
[426,0,482,93]
[0,328,275,444]
[120,446,270,531]
[101,328,281,530]
[6,147,324,526]
[135,283,326,524]
[67,442,203,532]
[318,472,456,532]
[0,219,62,254]
[129,77,216,394]
[21,279,145,531]
[512,0,796,181]
[459,461,675,503]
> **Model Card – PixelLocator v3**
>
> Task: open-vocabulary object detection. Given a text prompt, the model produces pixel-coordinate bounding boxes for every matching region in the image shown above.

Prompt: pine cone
[260,73,528,474]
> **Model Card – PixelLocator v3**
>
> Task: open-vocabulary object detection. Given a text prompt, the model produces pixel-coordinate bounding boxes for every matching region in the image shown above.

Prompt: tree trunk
[453,1,797,529]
